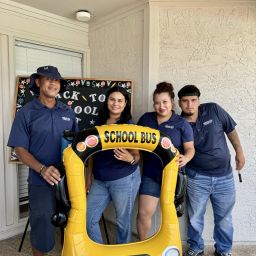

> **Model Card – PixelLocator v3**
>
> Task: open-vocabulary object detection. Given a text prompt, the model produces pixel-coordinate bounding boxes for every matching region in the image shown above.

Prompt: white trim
[0,1,89,52]
[0,218,29,241]
[82,49,90,77]
[14,37,88,58]
[1,34,19,227]
[15,41,83,58]
[1,35,88,58]
[0,35,6,229]
[2,33,88,53]
[0,0,88,31]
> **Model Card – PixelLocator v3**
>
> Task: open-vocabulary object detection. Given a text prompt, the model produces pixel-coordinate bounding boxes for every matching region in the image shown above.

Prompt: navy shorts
[28,184,56,253]
[139,175,161,198]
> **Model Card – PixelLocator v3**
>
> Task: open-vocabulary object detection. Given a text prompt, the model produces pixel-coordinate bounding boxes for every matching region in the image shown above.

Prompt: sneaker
[214,251,232,256]
[184,248,204,256]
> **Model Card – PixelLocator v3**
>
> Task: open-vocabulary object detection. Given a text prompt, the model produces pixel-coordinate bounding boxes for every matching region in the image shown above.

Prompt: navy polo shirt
[186,103,236,177]
[8,98,78,185]
[138,112,193,183]
[92,120,138,181]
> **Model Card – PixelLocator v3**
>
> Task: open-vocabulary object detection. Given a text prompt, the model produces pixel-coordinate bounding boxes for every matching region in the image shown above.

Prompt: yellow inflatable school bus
[61,124,182,256]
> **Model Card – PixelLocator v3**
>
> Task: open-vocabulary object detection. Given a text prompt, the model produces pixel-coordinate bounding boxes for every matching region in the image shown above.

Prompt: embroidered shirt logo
[62,116,71,121]
[203,120,213,126]
[165,125,174,129]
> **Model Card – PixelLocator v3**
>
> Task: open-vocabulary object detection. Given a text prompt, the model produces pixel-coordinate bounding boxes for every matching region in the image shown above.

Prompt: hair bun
[156,82,174,91]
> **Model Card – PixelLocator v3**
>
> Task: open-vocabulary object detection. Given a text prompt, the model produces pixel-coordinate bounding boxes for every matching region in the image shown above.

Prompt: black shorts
[139,175,161,198]
[28,184,56,253]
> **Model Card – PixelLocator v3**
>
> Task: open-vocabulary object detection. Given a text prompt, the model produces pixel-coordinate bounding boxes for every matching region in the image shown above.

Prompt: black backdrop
[15,76,133,130]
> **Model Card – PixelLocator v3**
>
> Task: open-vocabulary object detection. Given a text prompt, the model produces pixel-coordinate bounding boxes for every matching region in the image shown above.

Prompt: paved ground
[1,222,255,255]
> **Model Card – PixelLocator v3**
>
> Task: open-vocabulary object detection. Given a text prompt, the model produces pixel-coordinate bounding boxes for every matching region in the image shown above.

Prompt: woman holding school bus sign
[136,82,195,240]
[86,85,141,244]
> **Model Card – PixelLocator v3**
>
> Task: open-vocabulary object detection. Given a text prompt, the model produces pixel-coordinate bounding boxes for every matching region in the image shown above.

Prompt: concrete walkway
[1,232,256,256]
[1,221,255,256]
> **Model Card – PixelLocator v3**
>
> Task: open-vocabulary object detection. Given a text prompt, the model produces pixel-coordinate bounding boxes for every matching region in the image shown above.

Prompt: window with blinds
[15,41,83,217]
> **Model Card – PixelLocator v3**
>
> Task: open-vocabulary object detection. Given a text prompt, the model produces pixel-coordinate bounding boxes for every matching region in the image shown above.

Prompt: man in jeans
[178,85,245,256]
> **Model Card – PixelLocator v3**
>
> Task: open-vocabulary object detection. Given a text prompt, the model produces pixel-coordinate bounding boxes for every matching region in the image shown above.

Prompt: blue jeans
[186,170,236,253]
[86,167,141,244]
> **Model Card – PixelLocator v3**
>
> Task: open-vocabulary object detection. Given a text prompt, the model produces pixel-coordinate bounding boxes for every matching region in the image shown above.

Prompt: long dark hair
[98,86,132,125]
[153,82,175,100]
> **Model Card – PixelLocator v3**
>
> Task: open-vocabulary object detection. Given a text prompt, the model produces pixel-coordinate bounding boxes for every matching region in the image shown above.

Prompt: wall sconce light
[76,10,91,22]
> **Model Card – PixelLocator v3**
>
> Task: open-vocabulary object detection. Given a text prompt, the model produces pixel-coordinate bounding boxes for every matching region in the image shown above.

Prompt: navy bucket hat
[29,65,68,95]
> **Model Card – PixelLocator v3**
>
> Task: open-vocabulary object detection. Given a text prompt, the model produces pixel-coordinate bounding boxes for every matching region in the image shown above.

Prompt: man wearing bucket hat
[8,65,78,256]
[29,65,68,96]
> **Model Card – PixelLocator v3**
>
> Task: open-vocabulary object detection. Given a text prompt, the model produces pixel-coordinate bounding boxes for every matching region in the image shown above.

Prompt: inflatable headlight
[162,246,180,256]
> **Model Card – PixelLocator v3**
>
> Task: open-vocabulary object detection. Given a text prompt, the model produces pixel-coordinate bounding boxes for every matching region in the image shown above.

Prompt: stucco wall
[89,8,145,121]
[157,4,256,243]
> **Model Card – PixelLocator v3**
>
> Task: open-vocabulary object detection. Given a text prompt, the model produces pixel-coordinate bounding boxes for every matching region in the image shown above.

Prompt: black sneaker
[184,248,204,256]
[214,251,232,256]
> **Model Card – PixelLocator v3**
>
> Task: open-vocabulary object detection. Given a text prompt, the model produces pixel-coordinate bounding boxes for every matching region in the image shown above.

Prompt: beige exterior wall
[89,2,146,121]
[0,0,89,240]
[156,1,256,243]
